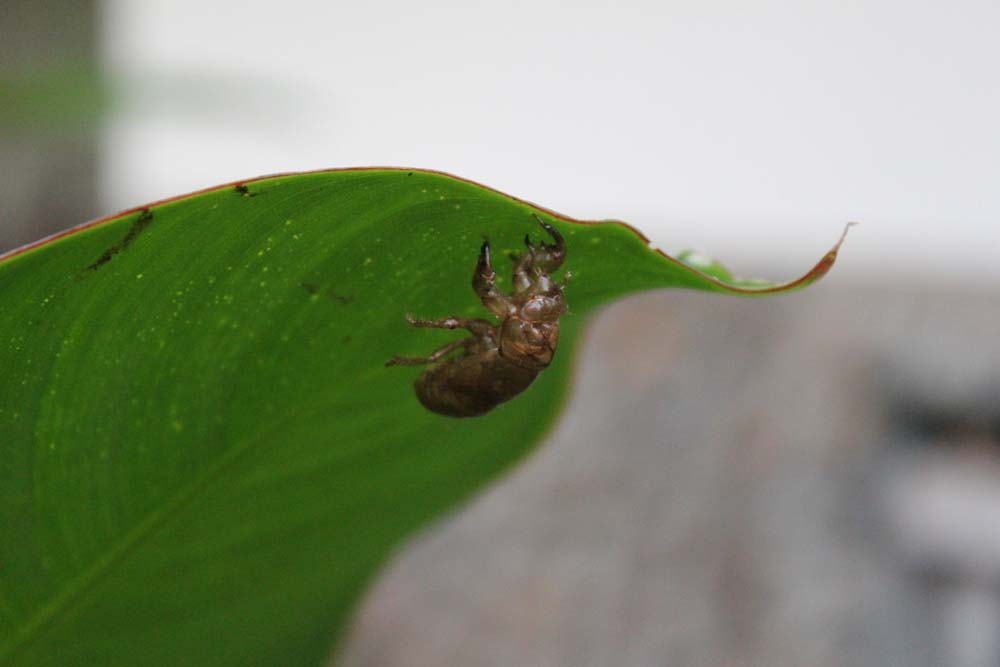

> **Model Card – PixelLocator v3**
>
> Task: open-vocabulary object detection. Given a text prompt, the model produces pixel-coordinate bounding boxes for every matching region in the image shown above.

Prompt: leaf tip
[835,221,859,252]
[814,221,858,278]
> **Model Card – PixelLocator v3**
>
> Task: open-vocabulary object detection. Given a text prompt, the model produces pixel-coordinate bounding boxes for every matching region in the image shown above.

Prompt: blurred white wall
[101,0,1000,284]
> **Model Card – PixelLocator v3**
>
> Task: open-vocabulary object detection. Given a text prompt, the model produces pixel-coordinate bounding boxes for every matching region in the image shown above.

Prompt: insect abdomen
[415,350,539,417]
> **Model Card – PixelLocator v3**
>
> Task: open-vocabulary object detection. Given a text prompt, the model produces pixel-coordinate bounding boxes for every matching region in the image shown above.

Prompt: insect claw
[477,239,493,274]
[530,214,563,251]
[543,223,562,246]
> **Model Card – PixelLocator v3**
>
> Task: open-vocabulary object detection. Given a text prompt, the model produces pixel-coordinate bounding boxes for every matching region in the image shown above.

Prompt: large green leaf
[0,168,847,665]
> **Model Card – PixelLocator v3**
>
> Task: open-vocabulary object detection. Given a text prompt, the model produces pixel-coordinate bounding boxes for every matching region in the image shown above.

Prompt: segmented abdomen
[415,349,539,417]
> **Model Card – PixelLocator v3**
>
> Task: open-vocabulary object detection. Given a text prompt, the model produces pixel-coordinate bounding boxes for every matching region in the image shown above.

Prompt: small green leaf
[0,169,847,666]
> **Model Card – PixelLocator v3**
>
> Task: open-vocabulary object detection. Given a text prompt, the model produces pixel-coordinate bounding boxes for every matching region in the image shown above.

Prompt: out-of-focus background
[4,1,999,665]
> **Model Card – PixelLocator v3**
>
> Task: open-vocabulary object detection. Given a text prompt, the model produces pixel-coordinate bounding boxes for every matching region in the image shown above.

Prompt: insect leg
[528,214,566,273]
[511,248,534,293]
[405,314,495,336]
[473,239,513,316]
[385,338,472,367]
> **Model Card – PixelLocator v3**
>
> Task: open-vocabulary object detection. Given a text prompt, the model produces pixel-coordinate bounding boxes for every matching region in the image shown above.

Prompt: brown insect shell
[414,290,566,418]
[497,296,565,371]
[399,218,568,417]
